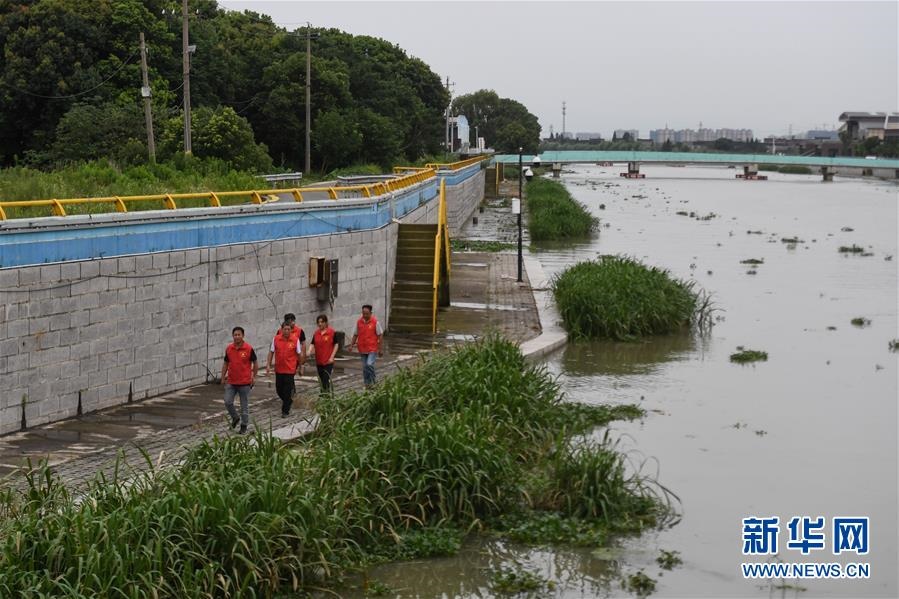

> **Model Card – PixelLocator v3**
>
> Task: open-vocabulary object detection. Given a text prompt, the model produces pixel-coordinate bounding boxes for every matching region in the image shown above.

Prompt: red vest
[356,316,380,353]
[272,333,300,374]
[225,342,255,386]
[276,323,300,344]
[312,327,336,366]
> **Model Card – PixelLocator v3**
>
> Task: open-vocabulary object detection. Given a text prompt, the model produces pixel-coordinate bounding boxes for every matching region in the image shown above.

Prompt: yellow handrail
[432,179,447,334]
[425,155,487,171]
[0,166,440,221]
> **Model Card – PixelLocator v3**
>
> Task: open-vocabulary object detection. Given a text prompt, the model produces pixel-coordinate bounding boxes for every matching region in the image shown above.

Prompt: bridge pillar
[736,164,766,180]
[620,161,645,178]
[552,163,562,178]
[821,166,835,182]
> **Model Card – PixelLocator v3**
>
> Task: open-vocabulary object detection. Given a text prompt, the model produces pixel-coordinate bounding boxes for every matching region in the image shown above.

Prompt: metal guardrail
[0,168,438,221]
[0,157,488,221]
[426,156,487,171]
[258,172,303,185]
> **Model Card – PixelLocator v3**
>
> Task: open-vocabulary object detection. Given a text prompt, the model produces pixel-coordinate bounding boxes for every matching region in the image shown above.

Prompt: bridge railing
[0,167,438,221]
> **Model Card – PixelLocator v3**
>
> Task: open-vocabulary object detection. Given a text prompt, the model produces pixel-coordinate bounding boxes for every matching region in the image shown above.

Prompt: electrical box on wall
[309,257,338,303]
[309,257,326,287]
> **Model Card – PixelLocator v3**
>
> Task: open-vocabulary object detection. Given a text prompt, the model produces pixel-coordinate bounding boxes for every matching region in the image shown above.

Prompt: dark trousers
[316,364,333,394]
[275,373,295,415]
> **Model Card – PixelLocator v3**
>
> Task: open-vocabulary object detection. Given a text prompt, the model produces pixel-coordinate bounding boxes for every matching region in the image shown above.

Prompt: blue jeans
[360,352,377,386]
[224,384,251,427]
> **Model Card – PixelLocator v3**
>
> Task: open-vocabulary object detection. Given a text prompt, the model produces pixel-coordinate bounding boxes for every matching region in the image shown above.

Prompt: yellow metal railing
[425,155,487,171]
[0,167,438,221]
[431,178,451,334]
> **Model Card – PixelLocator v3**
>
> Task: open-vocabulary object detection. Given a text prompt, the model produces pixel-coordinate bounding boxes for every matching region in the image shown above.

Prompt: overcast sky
[219,1,898,139]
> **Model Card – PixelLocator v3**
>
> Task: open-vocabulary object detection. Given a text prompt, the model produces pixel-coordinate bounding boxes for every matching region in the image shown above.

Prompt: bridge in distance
[493,151,899,181]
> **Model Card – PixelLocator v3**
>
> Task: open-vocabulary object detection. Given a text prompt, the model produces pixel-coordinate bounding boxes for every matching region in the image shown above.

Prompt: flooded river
[354,165,898,598]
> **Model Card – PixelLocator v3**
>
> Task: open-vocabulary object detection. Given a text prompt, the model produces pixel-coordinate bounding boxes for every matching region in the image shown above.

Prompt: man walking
[221,326,258,434]
[266,321,306,416]
[309,314,338,395]
[349,304,383,387]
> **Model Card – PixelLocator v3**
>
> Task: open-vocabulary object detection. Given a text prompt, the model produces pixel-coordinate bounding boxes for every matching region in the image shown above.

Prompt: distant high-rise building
[650,128,675,144]
[614,129,639,140]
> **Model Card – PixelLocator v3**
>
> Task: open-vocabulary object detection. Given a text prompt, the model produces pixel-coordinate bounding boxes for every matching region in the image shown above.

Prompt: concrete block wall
[0,165,486,434]
[445,169,486,236]
[0,228,394,435]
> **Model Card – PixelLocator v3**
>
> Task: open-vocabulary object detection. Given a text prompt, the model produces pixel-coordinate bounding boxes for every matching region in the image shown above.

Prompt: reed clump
[525,178,598,241]
[551,255,711,341]
[0,336,669,597]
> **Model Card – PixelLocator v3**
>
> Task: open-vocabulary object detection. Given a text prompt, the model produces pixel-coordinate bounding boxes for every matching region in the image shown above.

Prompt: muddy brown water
[342,165,897,598]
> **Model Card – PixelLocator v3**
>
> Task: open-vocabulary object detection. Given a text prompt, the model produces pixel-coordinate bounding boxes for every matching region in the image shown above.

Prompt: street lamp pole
[517,147,523,282]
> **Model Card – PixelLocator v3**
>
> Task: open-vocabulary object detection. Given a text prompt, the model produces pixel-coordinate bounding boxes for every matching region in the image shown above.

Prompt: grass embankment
[0,158,262,219]
[525,178,597,241]
[552,255,711,341]
[0,337,669,598]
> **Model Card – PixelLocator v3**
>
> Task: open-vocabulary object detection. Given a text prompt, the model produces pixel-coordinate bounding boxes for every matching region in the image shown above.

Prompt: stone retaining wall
[0,166,487,434]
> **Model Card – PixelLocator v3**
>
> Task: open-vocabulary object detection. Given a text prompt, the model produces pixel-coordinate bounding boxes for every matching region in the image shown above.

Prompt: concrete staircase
[390,224,439,333]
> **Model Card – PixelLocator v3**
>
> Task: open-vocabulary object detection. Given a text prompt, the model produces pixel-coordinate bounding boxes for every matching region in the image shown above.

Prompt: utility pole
[562,101,566,139]
[444,76,451,160]
[181,0,192,154]
[305,21,312,175]
[139,32,156,163]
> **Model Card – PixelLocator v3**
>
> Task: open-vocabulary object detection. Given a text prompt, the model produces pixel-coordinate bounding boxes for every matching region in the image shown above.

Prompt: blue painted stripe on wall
[437,162,482,186]
[0,180,439,268]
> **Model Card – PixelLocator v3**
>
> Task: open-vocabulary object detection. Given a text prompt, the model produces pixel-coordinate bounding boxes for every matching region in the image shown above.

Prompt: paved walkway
[0,244,564,491]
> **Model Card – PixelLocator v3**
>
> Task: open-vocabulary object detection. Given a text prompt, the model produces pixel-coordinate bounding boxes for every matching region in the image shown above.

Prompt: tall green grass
[552,255,712,341]
[0,336,670,597]
[525,178,598,241]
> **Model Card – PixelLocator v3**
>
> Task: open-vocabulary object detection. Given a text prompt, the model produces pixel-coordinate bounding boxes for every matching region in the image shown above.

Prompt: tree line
[0,1,457,173]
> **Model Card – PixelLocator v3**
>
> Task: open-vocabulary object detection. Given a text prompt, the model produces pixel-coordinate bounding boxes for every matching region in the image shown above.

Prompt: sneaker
[281,411,290,418]
[230,416,240,429]
[239,425,248,435]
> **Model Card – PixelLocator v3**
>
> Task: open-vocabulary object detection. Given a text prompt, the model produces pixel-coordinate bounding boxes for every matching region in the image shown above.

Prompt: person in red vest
[349,304,383,387]
[280,313,300,343]
[265,321,306,416]
[308,314,339,395]
[220,326,258,434]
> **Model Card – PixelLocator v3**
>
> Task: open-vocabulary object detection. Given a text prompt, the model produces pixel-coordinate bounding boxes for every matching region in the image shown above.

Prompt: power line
[3,48,140,100]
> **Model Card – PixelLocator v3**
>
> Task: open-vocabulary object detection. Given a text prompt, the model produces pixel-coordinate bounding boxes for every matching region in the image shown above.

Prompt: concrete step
[395,266,434,277]
[396,242,436,253]
[391,306,432,317]
[399,224,438,232]
[392,289,432,300]
[395,254,435,265]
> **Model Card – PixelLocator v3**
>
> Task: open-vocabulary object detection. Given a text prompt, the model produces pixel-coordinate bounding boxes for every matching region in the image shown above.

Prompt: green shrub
[551,255,708,341]
[526,178,597,241]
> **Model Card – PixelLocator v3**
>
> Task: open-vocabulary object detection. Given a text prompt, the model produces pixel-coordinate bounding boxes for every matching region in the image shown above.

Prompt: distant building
[650,128,675,144]
[575,132,603,141]
[614,129,639,140]
[450,115,470,152]
[675,129,697,143]
[805,129,839,140]
[839,111,899,140]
